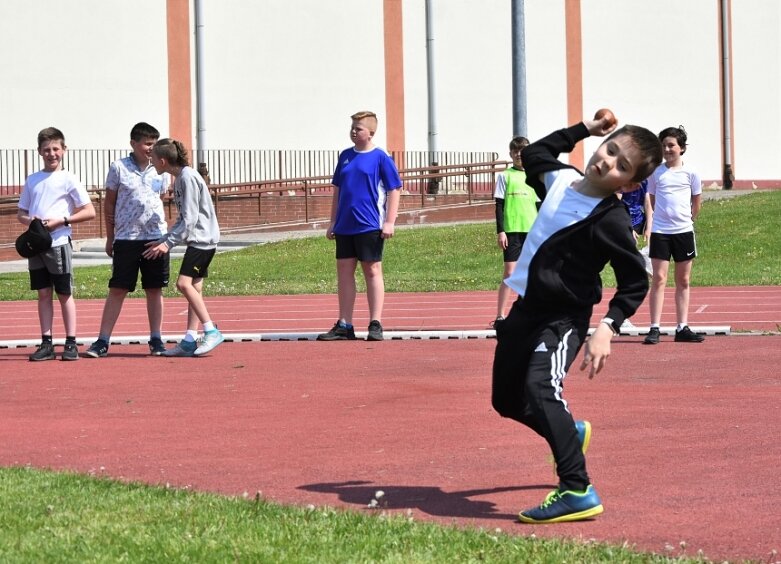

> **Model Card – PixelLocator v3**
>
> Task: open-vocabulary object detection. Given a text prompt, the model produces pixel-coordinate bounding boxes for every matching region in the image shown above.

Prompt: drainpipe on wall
[425,0,440,194]
[194,0,209,182]
[511,0,528,138]
[720,0,733,189]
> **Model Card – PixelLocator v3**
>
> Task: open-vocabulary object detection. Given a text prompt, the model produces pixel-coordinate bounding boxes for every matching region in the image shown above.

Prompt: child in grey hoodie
[144,138,223,357]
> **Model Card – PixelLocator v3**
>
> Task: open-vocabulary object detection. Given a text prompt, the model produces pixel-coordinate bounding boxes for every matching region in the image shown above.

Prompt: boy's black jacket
[519,123,648,332]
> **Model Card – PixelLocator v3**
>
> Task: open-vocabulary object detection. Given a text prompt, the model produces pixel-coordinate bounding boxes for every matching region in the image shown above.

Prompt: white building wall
[579,0,721,180]
[0,0,169,149]
[0,1,778,182]
[202,0,389,150]
[730,0,781,181]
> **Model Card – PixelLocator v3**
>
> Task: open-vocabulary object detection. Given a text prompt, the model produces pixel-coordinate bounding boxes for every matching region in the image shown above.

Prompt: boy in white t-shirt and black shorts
[643,125,704,344]
[17,127,96,361]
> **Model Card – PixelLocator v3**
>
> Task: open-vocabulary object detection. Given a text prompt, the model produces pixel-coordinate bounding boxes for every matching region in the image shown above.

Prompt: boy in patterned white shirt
[85,123,171,358]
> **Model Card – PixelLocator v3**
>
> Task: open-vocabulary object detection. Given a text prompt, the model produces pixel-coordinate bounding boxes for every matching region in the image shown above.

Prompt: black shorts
[649,231,697,262]
[632,219,647,236]
[179,247,216,279]
[29,243,73,295]
[335,231,385,262]
[109,239,170,292]
[503,232,527,263]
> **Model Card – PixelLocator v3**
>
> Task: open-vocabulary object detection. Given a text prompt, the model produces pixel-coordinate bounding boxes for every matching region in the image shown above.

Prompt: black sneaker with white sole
[61,343,79,361]
[674,325,705,343]
[643,327,661,345]
[29,341,55,362]
[85,339,109,358]
[148,337,167,356]
[367,320,384,341]
[317,321,357,341]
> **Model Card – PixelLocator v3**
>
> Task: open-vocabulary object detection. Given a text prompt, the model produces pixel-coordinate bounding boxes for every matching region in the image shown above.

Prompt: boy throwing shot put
[492,111,662,523]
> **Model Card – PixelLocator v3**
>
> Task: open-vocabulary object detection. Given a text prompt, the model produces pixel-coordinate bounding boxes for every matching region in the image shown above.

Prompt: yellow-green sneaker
[519,485,604,524]
[550,420,592,473]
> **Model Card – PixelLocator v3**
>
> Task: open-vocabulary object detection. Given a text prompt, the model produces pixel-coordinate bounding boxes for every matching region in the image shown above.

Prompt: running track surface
[1,287,780,562]
[1,286,780,340]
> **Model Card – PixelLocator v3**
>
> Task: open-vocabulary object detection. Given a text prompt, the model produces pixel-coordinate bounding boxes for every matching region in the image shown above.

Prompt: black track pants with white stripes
[492,300,591,492]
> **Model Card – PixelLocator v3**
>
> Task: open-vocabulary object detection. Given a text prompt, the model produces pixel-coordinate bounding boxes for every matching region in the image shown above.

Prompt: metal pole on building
[720,0,733,189]
[425,0,439,193]
[511,0,528,138]
[194,0,209,182]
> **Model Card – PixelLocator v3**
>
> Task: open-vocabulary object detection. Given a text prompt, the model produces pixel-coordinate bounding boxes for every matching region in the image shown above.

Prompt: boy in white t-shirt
[17,127,96,361]
[643,126,704,344]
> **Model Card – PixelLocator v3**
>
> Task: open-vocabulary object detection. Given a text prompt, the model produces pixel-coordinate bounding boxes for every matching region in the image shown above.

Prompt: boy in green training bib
[492,136,538,326]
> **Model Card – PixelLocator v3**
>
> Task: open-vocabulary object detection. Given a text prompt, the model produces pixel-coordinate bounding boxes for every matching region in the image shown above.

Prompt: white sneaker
[194,328,224,356]
[620,319,636,330]
[162,340,197,357]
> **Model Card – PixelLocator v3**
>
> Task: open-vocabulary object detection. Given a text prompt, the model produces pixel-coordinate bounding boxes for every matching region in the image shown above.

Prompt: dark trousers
[492,299,591,492]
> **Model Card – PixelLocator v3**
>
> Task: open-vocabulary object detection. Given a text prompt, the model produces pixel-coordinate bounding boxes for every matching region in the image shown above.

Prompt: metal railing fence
[0,148,499,195]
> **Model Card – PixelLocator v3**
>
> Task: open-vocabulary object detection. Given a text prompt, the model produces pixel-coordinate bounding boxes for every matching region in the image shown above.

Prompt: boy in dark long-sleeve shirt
[492,113,662,523]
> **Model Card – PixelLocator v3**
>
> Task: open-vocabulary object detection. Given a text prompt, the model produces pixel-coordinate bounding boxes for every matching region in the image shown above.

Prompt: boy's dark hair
[153,138,190,167]
[509,136,530,152]
[37,127,65,149]
[130,122,161,142]
[658,125,688,155]
[605,125,663,182]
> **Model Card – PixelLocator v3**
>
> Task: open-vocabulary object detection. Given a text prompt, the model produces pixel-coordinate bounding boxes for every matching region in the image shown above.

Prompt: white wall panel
[0,1,777,181]
[0,0,169,149]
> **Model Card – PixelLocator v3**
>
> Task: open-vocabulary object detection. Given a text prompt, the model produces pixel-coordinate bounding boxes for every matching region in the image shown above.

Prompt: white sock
[184,330,199,342]
[203,321,215,332]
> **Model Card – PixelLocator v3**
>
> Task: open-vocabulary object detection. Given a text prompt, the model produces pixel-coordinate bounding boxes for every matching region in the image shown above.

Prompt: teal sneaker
[575,420,592,454]
[163,339,197,357]
[519,485,604,523]
[551,420,592,473]
[194,328,224,356]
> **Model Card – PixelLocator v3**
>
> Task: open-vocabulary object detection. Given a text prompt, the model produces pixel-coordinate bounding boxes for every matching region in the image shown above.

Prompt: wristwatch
[63,216,71,227]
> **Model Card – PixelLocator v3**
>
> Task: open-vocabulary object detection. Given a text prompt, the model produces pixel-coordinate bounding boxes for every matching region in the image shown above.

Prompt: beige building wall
[0,1,778,183]
[0,0,170,149]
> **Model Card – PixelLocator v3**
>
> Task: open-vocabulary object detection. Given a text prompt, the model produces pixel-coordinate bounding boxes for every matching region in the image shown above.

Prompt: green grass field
[2,191,777,562]
[1,191,779,301]
[0,468,710,564]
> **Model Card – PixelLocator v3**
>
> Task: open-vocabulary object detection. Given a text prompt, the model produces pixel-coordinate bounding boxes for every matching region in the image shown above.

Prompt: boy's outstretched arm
[521,123,590,201]
[580,323,615,378]
[522,115,617,197]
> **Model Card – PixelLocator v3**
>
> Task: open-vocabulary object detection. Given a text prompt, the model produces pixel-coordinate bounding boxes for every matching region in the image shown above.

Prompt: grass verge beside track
[0,468,710,563]
[0,191,779,301]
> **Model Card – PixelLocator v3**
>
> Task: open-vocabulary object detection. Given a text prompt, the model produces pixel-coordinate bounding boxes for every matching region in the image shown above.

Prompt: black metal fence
[0,148,499,195]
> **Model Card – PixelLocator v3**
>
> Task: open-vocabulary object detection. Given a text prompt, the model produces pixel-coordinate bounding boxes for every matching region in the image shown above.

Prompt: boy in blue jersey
[317,111,402,342]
